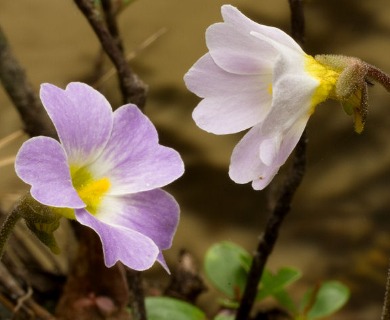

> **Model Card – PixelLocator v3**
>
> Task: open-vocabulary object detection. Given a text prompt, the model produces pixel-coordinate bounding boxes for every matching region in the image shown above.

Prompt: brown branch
[381,261,390,320]
[0,25,56,138]
[101,0,124,52]
[73,0,147,108]
[235,1,307,319]
[126,270,147,320]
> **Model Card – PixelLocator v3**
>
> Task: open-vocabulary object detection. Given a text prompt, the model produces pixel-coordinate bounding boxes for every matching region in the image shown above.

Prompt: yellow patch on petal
[305,55,340,112]
[267,83,273,95]
[70,165,111,215]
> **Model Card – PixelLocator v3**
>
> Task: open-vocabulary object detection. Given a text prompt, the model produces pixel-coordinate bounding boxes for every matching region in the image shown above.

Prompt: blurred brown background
[1,0,390,319]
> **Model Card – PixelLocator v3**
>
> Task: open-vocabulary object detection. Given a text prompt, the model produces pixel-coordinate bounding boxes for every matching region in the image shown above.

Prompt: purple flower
[184,5,341,190]
[15,82,184,272]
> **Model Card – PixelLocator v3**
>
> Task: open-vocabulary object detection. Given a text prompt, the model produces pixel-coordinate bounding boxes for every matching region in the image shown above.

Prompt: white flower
[184,5,340,190]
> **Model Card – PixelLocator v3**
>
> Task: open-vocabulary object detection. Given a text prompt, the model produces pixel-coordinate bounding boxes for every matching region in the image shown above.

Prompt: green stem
[0,205,21,259]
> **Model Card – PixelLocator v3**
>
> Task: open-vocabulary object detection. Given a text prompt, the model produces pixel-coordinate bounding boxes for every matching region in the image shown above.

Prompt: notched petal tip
[76,209,160,271]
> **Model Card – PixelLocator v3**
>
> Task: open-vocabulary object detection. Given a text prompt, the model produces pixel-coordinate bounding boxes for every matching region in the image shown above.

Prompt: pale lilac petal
[221,5,304,53]
[96,189,179,252]
[229,125,267,185]
[262,72,318,136]
[274,115,309,168]
[229,115,310,190]
[89,105,184,194]
[259,135,282,166]
[206,22,275,74]
[76,208,159,270]
[252,115,309,190]
[15,137,84,208]
[40,82,113,166]
[185,54,272,134]
[157,253,170,274]
[184,53,267,98]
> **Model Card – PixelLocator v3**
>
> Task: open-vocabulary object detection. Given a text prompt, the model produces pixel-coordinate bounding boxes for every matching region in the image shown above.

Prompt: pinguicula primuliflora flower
[15,82,184,272]
[184,5,390,190]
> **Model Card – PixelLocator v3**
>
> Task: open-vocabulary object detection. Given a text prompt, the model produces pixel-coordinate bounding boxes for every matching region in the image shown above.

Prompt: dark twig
[235,1,307,319]
[126,270,147,320]
[73,0,147,108]
[288,0,305,45]
[381,261,390,320]
[0,25,55,138]
[73,2,148,319]
[101,0,124,52]
[165,249,207,303]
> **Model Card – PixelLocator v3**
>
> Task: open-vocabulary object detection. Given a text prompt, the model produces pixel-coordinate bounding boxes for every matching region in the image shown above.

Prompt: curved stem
[366,64,390,92]
[0,205,21,259]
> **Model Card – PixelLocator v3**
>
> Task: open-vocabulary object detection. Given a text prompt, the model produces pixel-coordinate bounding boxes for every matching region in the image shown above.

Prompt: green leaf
[273,289,297,314]
[145,297,205,320]
[306,281,350,320]
[204,242,251,300]
[257,267,301,300]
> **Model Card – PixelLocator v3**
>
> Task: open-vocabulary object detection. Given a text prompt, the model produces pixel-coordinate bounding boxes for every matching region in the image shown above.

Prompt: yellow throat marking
[70,166,110,216]
[305,55,340,112]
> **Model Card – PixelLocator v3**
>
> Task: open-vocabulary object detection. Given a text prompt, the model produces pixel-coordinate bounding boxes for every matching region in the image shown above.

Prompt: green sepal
[25,219,61,254]
[18,194,62,254]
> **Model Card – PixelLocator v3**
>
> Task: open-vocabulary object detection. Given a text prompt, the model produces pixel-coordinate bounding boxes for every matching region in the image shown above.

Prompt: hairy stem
[366,64,390,92]
[73,0,147,108]
[0,205,21,260]
[235,1,306,319]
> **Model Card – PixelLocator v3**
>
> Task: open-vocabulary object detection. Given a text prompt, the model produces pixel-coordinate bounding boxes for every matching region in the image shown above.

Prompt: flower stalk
[0,200,22,259]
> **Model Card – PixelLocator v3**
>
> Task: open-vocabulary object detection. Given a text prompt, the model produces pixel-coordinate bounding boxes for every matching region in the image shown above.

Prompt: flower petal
[76,208,159,270]
[96,189,179,252]
[15,137,84,208]
[252,115,309,190]
[262,72,318,136]
[94,189,179,272]
[40,82,113,166]
[89,105,184,194]
[229,125,267,185]
[221,5,304,54]
[185,54,272,134]
[206,21,275,74]
[259,135,282,166]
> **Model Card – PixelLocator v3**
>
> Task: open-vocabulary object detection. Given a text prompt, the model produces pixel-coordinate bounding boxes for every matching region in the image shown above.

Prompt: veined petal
[229,125,267,185]
[262,72,318,136]
[184,53,269,98]
[221,5,304,54]
[40,82,113,166]
[206,22,275,74]
[229,113,309,191]
[89,105,184,194]
[15,137,84,208]
[188,54,272,134]
[94,189,179,272]
[76,208,159,270]
[259,135,282,166]
[96,189,179,252]
[252,115,309,190]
